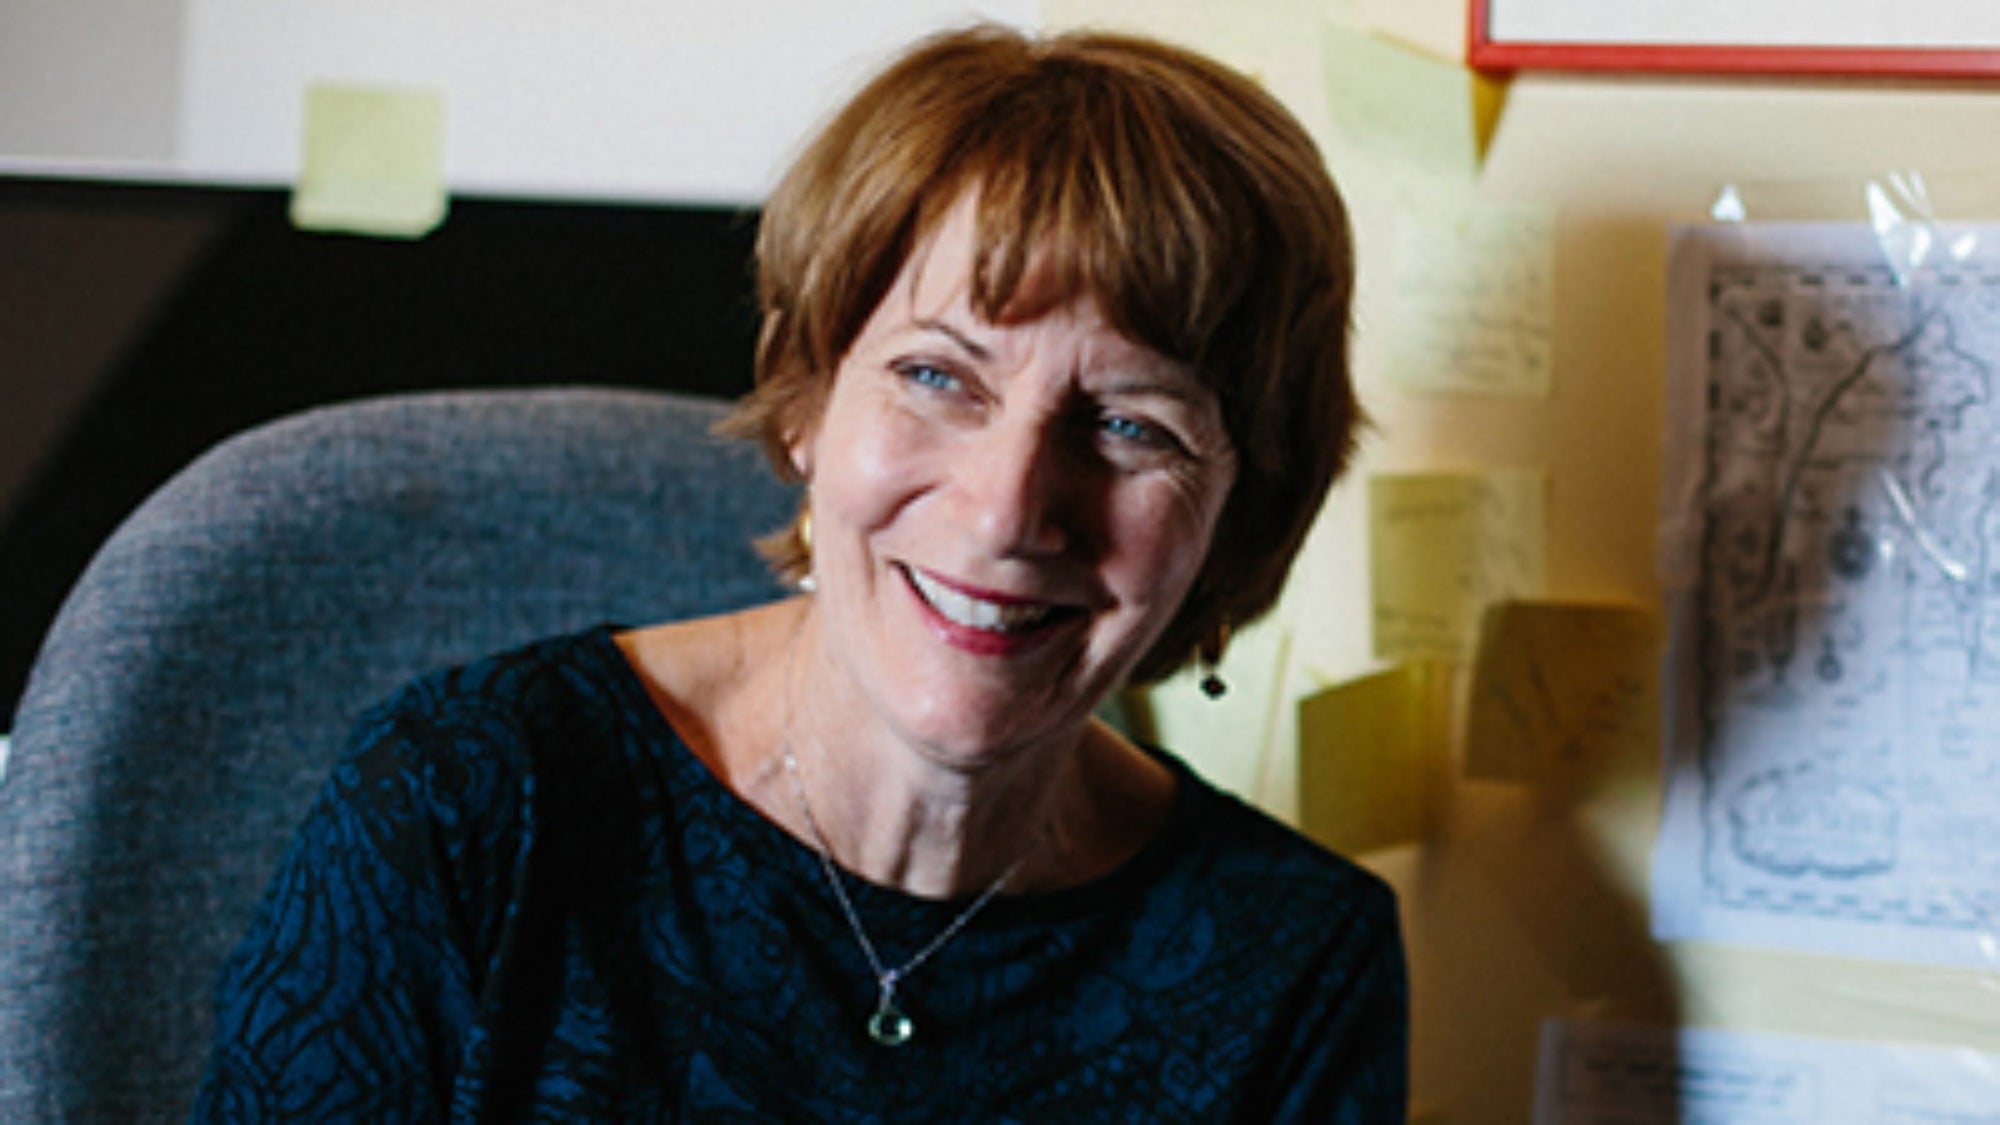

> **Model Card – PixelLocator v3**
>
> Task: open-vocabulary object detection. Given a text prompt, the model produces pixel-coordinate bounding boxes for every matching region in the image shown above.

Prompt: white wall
[0,0,1036,205]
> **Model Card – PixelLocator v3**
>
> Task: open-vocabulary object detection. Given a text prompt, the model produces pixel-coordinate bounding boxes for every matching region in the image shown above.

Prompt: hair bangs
[947,70,1244,387]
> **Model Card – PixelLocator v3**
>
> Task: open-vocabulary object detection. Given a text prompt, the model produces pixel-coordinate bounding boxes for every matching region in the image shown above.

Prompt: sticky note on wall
[1384,200,1555,398]
[1464,601,1659,786]
[292,83,448,239]
[1141,619,1292,802]
[1352,0,1468,63]
[1298,664,1436,855]
[1322,21,1506,186]
[1369,471,1546,662]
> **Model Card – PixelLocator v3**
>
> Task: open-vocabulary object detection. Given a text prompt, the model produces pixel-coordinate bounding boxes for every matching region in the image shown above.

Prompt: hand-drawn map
[1653,223,2000,968]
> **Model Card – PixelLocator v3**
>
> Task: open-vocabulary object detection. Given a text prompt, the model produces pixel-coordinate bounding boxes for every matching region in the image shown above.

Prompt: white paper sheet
[1653,222,2000,969]
[1487,0,2000,50]
[1535,1019,2000,1124]
[1383,201,1555,398]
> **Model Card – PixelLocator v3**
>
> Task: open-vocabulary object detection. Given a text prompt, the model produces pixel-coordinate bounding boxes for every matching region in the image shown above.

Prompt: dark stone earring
[1197,623,1231,700]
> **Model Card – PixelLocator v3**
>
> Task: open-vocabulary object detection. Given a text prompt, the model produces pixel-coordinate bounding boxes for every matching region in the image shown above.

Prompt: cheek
[1105,486,1226,603]
[814,402,937,531]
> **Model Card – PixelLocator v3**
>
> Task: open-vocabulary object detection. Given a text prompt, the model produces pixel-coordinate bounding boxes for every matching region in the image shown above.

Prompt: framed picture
[1469,0,2000,78]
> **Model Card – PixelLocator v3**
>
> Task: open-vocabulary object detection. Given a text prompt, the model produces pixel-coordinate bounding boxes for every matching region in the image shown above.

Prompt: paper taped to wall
[1653,222,2000,968]
[1369,470,1546,662]
[1143,619,1291,804]
[1298,664,1436,855]
[1535,1019,2000,1125]
[1383,201,1555,398]
[292,83,448,239]
[1465,600,1657,786]
[1321,21,1505,188]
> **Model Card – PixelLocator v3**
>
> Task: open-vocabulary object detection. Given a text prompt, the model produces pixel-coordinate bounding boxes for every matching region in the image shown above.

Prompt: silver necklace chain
[780,744,1030,1047]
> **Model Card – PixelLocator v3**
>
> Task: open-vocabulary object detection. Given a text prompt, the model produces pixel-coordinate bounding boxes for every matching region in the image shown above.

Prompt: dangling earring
[1197,623,1231,699]
[796,507,817,593]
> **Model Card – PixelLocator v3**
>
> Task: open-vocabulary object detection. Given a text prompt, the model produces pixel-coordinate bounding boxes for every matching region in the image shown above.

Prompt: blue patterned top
[193,627,1405,1122]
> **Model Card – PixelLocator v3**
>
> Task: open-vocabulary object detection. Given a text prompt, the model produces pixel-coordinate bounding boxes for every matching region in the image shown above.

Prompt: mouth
[904,567,1072,635]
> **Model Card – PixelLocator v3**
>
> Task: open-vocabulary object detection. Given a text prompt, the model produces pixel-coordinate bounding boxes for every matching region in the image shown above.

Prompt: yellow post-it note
[1369,471,1545,662]
[1384,199,1555,397]
[1141,619,1292,802]
[292,83,448,239]
[1353,0,1469,63]
[1298,664,1436,855]
[1322,20,1507,186]
[1464,600,1660,785]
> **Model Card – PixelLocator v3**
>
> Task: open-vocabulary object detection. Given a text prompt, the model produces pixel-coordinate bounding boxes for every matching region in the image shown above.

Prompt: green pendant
[868,985,913,1046]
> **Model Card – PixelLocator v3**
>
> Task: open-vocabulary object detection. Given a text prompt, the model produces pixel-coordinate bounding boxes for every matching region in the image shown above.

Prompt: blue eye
[900,363,961,392]
[1101,414,1161,446]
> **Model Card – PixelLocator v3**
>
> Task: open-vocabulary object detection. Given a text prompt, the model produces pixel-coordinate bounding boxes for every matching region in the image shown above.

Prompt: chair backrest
[0,387,797,1121]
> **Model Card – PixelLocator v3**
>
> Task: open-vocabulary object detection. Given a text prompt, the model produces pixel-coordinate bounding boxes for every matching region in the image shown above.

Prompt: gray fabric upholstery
[0,387,796,1121]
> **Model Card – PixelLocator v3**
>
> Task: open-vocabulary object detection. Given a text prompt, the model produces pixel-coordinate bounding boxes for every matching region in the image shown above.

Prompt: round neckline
[587,623,1210,926]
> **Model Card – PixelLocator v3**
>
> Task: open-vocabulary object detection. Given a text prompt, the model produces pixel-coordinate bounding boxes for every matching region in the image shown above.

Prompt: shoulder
[365,625,631,733]
[299,626,674,950]
[1101,756,1407,1114]
[352,625,643,771]
[331,626,649,833]
[1159,755,1402,954]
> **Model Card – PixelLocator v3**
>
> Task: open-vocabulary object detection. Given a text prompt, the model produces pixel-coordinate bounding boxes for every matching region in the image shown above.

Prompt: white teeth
[908,569,1053,632]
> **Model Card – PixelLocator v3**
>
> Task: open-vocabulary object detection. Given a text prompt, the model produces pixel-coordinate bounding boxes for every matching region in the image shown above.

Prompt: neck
[783,726,1080,900]
[780,742,1044,899]
[775,599,1101,900]
[663,597,1173,902]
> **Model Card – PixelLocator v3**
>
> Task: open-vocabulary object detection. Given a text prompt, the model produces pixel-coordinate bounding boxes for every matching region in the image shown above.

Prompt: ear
[785,423,817,483]
[777,369,834,483]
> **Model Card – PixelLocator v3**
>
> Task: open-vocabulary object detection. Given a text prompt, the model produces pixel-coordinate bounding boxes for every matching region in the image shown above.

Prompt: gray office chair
[0,387,797,1121]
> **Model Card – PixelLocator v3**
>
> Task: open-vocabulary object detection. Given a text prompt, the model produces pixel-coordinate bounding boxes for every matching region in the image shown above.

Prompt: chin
[884,681,1085,765]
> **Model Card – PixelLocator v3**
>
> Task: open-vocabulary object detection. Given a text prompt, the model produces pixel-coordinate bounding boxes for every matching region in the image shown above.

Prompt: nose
[958,412,1070,558]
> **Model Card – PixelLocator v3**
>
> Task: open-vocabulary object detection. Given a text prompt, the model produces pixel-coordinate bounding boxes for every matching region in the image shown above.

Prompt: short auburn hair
[722,23,1361,684]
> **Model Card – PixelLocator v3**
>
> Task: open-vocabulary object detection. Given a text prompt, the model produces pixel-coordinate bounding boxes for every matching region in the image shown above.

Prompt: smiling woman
[193,23,1405,1122]
[792,197,1237,787]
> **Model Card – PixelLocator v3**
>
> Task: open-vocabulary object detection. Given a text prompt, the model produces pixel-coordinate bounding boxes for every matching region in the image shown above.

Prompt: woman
[195,23,1405,1121]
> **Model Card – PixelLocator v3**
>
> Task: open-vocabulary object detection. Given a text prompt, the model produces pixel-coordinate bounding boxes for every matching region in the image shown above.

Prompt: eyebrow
[912,317,994,362]
[1093,361,1214,407]
[912,313,1217,414]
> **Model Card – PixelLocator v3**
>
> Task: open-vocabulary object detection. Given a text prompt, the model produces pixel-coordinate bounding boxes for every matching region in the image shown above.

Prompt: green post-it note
[291,83,448,239]
[1298,664,1437,856]
[1368,470,1546,663]
[1322,21,1507,187]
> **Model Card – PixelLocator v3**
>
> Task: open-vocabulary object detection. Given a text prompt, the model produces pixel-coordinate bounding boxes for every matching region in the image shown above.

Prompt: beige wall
[1049,0,2000,1119]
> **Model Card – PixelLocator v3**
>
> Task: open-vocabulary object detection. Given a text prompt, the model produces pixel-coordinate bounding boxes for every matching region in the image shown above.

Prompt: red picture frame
[1468,0,2000,79]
